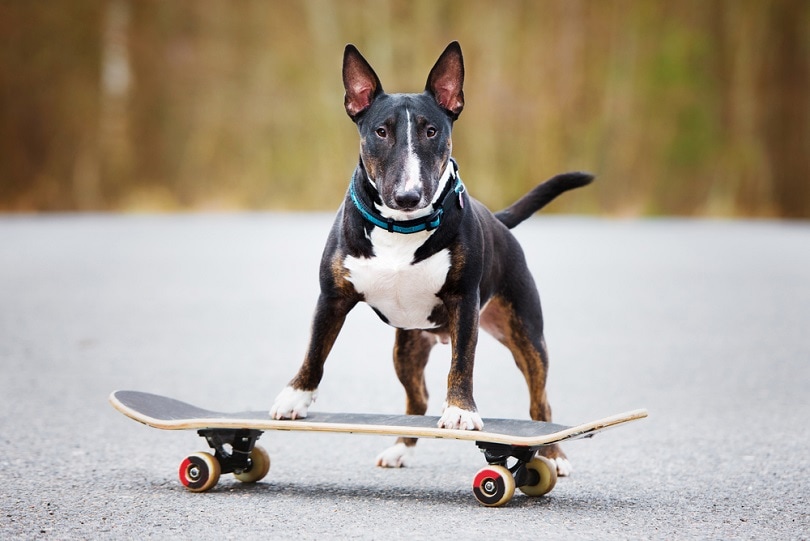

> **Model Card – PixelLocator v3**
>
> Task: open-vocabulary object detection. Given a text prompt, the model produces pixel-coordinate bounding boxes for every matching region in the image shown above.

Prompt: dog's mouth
[375,198,433,221]
[374,164,455,221]
[370,179,435,221]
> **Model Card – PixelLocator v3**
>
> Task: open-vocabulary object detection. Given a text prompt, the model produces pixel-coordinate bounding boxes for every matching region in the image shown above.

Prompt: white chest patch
[344,229,450,330]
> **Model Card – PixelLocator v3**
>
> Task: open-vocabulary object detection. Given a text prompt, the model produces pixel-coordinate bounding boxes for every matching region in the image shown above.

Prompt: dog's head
[343,42,464,220]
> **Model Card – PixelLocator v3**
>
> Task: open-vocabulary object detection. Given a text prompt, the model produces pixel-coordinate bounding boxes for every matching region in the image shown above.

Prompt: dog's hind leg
[479,296,572,476]
[375,329,437,468]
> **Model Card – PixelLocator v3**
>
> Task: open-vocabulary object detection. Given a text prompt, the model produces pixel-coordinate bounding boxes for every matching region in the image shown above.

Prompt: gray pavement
[1,213,808,540]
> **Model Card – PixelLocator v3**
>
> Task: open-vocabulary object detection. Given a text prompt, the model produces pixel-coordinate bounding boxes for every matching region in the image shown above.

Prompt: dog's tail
[495,172,594,229]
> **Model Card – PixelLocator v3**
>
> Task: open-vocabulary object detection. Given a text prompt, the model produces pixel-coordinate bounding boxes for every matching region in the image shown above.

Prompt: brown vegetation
[1,0,808,217]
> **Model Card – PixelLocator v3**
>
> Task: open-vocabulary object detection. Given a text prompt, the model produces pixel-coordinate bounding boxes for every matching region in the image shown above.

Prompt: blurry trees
[0,0,808,217]
[1,1,102,210]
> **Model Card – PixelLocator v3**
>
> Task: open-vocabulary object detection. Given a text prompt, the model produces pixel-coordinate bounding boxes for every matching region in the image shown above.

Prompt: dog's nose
[394,190,421,209]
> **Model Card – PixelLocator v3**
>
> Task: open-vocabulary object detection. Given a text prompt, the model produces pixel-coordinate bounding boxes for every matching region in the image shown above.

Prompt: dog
[270,41,592,476]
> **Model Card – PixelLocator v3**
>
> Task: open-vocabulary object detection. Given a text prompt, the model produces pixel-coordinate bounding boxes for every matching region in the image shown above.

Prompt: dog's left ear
[426,41,465,119]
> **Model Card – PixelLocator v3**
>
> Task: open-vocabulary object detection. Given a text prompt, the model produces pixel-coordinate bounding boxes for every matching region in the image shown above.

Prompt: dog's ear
[426,41,464,119]
[343,44,383,120]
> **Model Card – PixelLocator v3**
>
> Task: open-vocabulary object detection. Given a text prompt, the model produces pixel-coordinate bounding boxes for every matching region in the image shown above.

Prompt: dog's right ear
[343,44,383,120]
[426,41,464,119]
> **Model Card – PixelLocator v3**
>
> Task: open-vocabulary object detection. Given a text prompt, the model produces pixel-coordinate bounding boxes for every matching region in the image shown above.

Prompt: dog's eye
[375,127,387,138]
[426,126,437,138]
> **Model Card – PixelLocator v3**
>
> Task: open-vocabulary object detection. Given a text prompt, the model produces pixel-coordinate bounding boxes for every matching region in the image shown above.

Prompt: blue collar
[349,160,465,234]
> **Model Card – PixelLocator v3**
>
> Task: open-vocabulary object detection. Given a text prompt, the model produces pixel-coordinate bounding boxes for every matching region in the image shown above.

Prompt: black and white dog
[271,42,592,475]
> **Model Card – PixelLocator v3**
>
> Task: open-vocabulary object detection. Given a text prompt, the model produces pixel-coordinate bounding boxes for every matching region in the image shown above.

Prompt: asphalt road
[1,213,808,540]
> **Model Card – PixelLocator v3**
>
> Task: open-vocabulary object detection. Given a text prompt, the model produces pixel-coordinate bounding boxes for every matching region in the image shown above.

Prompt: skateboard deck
[110,390,647,506]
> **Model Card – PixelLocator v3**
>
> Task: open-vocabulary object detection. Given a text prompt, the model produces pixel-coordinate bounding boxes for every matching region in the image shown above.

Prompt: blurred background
[1,0,808,217]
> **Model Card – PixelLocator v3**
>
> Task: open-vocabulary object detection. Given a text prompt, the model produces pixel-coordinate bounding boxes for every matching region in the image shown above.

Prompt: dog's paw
[437,405,484,431]
[536,451,573,477]
[552,456,573,477]
[269,386,316,419]
[375,442,413,468]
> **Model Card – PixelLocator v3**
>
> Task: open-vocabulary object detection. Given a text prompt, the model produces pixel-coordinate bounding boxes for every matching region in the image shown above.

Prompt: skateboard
[110,390,647,506]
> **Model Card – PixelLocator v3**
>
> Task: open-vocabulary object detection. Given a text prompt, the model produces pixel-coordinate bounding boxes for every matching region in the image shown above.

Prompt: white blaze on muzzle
[402,109,422,195]
[374,157,455,222]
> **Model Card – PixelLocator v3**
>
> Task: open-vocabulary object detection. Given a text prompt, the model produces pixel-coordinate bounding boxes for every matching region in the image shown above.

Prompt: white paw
[438,405,484,431]
[552,456,573,477]
[269,386,317,419]
[553,458,574,477]
[375,442,413,468]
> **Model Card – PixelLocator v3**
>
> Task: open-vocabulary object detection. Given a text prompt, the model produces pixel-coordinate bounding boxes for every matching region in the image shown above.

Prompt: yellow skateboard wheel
[233,446,271,483]
[518,456,558,497]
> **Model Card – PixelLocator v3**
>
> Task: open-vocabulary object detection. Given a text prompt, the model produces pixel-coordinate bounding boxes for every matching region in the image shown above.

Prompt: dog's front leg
[270,294,356,419]
[438,292,484,431]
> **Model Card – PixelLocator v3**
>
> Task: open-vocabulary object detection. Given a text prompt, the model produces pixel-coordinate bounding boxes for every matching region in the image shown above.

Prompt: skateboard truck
[178,429,271,492]
[472,441,559,506]
[198,429,263,475]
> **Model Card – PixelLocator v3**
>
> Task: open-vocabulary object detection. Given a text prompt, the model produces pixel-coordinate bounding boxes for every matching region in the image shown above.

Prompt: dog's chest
[343,229,450,329]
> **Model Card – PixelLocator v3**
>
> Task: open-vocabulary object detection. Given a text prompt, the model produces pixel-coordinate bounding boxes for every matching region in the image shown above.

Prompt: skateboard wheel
[518,456,558,497]
[179,452,221,492]
[472,465,515,507]
[233,446,271,484]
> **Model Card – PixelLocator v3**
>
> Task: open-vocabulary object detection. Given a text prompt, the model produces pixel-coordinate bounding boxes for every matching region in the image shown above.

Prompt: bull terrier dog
[271,41,593,475]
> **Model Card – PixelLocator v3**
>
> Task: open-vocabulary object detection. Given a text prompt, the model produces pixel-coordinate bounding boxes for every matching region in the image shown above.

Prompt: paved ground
[1,213,808,540]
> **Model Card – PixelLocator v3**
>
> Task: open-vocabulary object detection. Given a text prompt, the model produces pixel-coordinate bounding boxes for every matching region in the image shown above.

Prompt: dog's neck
[350,159,464,234]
